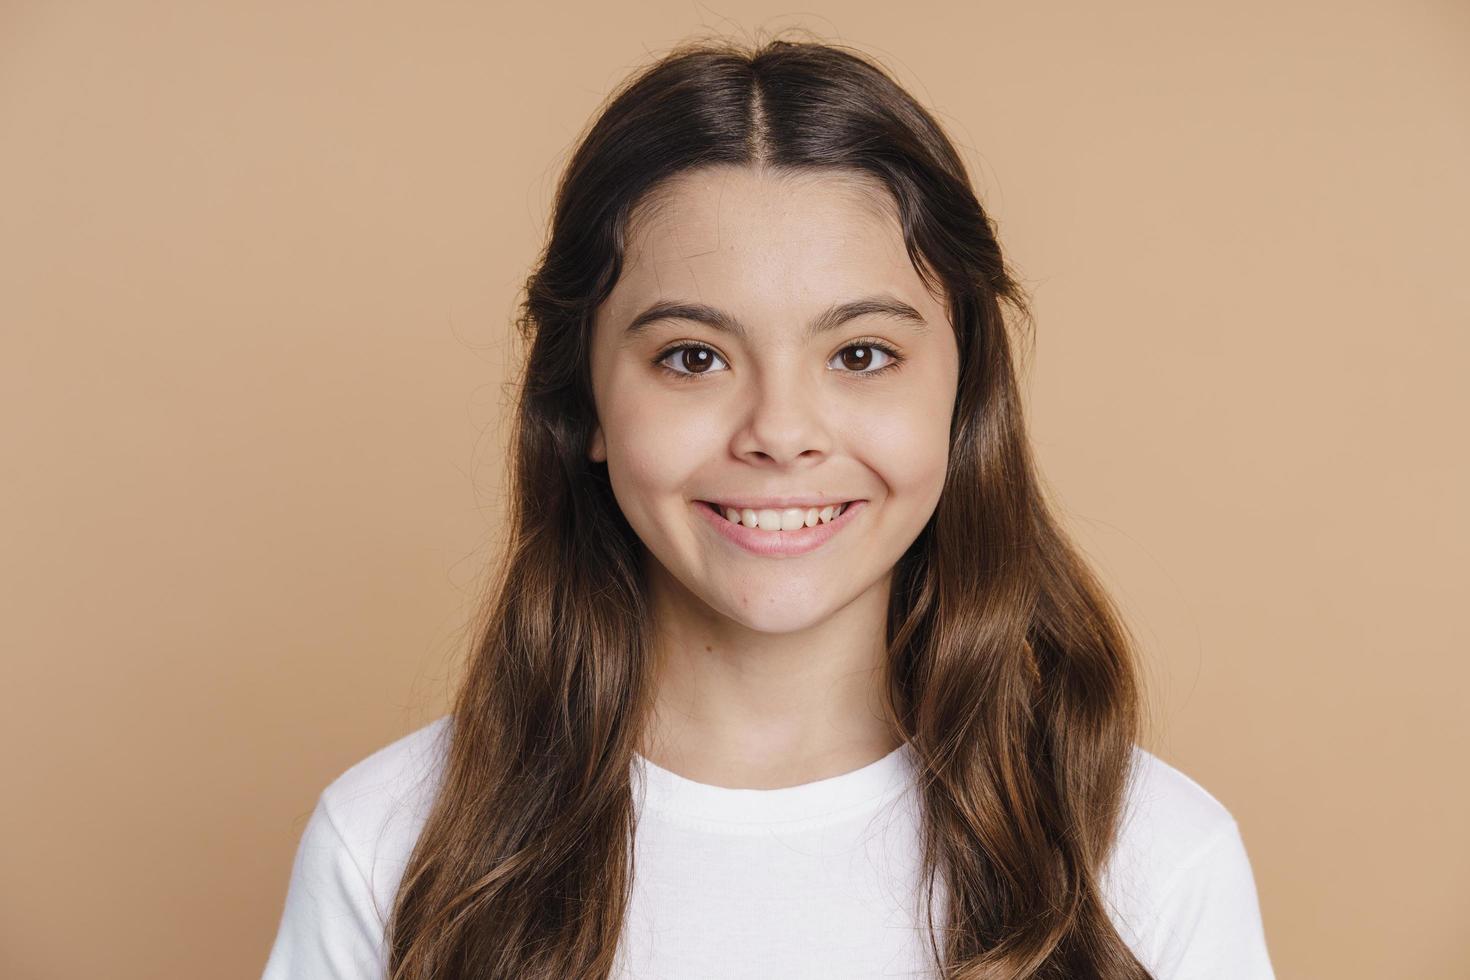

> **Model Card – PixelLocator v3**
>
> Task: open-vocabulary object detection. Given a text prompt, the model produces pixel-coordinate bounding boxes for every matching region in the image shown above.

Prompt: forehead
[602,166,940,332]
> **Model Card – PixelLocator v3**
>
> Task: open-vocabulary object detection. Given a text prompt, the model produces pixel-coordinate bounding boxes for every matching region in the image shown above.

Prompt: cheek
[602,393,722,501]
[849,385,954,496]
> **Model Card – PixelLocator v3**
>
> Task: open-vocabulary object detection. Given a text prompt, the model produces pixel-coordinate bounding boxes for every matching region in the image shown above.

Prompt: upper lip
[699,496,862,511]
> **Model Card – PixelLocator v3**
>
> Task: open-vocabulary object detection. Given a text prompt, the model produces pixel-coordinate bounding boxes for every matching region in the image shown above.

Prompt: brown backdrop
[2,2,1466,977]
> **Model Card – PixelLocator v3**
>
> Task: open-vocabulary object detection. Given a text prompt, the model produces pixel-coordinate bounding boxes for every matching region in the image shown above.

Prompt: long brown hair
[387,32,1154,980]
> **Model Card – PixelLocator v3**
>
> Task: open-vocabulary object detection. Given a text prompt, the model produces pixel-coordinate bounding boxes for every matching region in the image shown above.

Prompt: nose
[729,375,833,465]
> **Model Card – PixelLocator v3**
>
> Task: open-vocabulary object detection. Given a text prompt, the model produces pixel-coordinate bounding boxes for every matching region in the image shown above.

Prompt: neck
[637,561,900,789]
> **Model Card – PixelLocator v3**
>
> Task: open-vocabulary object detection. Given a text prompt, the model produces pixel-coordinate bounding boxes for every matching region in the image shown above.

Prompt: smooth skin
[587,165,959,789]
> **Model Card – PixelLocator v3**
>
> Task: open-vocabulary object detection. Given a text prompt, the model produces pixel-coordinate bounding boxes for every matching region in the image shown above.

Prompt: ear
[588,425,606,463]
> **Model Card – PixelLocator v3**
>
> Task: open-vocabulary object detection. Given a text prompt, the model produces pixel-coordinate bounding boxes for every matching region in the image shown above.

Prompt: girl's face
[587,165,959,634]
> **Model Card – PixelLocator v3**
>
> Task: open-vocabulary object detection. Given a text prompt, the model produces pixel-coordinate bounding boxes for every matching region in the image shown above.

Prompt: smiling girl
[262,36,1275,980]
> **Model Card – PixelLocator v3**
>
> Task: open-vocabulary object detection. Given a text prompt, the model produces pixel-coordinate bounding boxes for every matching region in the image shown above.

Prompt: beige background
[2,1,1465,977]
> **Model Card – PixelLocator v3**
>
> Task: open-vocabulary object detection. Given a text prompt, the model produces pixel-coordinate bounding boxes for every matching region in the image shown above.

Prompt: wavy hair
[386,33,1153,980]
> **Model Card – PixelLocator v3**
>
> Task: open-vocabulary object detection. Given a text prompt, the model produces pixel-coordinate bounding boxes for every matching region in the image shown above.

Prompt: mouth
[692,499,868,557]
[696,499,859,530]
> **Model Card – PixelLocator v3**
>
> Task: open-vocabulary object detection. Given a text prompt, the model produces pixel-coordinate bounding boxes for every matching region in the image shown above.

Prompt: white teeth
[716,502,849,531]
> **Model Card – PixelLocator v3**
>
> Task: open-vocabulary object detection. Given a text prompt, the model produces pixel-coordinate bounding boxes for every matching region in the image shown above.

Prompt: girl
[262,36,1275,980]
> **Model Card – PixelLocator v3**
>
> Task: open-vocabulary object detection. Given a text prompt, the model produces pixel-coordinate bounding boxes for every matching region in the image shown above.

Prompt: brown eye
[832,344,897,374]
[679,348,715,373]
[657,344,728,376]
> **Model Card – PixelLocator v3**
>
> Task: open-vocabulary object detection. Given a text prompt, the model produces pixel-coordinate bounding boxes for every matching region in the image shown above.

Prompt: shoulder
[1106,744,1242,896]
[320,713,453,816]
[316,714,454,908]
[261,715,455,978]
[1102,745,1276,978]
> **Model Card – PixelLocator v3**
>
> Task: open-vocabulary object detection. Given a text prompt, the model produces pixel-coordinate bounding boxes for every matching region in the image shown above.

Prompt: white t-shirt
[261,716,1276,979]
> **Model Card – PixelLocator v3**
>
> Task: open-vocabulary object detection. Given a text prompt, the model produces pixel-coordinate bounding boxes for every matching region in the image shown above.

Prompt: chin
[700,580,847,634]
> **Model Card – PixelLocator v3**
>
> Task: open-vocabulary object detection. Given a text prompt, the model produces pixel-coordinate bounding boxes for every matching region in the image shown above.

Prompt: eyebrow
[622,294,930,341]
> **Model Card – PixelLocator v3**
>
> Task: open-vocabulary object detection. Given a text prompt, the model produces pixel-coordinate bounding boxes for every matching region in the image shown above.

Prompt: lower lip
[694,500,867,557]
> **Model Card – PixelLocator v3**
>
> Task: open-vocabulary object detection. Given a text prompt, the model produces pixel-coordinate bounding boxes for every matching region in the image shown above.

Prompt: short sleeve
[261,794,389,979]
[1143,820,1276,980]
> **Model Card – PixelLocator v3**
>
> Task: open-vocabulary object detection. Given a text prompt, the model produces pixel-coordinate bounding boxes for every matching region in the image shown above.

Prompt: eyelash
[652,338,906,382]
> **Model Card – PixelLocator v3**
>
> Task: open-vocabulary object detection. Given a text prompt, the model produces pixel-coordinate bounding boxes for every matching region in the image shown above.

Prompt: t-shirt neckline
[632,741,916,828]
